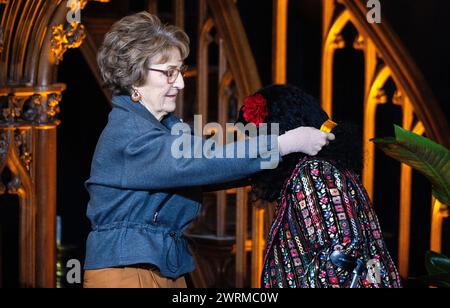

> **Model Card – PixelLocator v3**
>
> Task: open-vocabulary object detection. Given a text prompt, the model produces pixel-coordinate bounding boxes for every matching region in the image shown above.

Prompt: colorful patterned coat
[262,158,402,288]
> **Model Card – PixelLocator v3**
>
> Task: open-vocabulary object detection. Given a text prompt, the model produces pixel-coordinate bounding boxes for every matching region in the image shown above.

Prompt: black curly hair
[237,84,363,202]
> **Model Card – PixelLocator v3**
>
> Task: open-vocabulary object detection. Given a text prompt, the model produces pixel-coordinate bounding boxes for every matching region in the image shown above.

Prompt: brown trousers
[83,266,187,288]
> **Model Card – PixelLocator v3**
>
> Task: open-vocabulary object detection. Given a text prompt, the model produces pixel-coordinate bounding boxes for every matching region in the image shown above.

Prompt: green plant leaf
[421,251,450,288]
[425,251,450,276]
[371,125,450,205]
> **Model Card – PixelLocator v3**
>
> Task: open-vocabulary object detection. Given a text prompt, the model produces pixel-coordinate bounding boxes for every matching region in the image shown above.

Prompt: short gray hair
[97,12,190,95]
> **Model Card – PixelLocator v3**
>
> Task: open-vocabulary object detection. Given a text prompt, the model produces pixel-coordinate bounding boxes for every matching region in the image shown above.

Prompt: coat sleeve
[121,116,281,190]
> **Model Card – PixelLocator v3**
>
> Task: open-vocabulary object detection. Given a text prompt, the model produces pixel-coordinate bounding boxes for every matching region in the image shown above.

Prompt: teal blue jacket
[84,95,279,278]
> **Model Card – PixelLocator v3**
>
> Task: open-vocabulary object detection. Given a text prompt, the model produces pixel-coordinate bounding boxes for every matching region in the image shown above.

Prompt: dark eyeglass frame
[148,65,188,84]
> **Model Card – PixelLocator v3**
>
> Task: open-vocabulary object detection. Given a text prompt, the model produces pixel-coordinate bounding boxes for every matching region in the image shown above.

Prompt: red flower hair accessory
[242,93,268,127]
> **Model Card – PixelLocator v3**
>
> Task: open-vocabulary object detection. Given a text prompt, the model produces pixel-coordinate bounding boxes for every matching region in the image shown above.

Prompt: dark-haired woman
[237,85,402,288]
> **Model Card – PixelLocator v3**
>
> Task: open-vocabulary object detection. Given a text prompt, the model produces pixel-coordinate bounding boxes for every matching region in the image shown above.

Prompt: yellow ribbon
[320,120,338,133]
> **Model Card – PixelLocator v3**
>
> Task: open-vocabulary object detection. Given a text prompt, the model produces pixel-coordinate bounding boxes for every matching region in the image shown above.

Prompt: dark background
[57,0,449,284]
[2,0,448,287]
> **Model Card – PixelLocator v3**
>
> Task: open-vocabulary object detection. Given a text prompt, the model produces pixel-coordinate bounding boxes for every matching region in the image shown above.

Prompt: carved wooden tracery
[322,0,449,278]
[0,0,107,287]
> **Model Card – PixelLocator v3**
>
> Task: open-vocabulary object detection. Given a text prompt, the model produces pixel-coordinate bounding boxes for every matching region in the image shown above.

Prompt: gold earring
[131,89,141,102]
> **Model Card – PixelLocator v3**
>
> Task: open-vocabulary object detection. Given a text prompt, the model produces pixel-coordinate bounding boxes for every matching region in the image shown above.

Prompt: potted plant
[372,125,450,287]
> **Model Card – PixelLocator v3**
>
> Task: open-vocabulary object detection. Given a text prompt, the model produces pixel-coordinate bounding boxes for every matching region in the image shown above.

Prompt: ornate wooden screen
[0,0,109,288]
[321,0,449,278]
[2,0,447,288]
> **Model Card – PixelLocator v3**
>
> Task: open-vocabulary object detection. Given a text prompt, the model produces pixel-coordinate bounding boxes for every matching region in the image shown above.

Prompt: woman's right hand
[277,127,335,156]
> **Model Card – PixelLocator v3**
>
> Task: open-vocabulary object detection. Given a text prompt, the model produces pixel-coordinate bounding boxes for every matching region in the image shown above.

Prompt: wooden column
[272,0,288,84]
[235,187,248,288]
[0,87,63,288]
[173,0,185,119]
[197,0,211,126]
[35,124,58,288]
[147,0,158,15]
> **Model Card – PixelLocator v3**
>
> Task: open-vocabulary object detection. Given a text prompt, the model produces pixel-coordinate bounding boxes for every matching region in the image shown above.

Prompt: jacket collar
[112,95,182,131]
[112,95,167,129]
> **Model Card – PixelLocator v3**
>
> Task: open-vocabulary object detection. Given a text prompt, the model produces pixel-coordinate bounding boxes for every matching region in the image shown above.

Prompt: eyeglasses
[148,65,188,84]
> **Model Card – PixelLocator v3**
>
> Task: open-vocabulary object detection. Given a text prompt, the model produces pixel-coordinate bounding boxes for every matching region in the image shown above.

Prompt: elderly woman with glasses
[83,12,335,288]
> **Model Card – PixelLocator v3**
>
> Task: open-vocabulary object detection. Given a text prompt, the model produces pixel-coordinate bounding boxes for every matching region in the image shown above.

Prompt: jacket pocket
[152,194,173,224]
[166,231,181,273]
